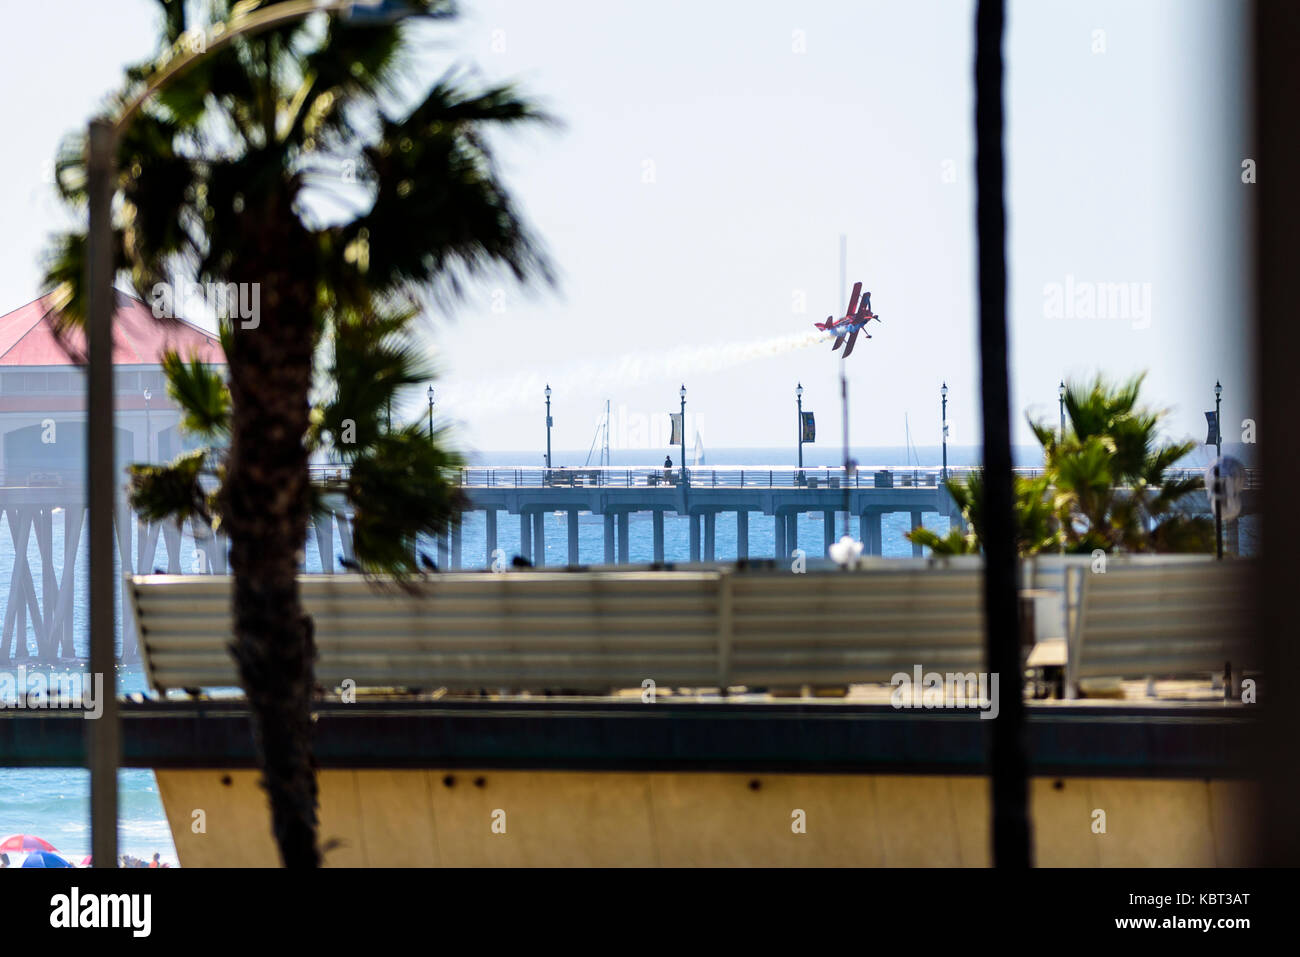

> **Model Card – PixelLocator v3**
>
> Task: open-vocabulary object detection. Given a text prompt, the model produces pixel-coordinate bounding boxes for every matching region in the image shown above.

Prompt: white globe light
[829,535,864,568]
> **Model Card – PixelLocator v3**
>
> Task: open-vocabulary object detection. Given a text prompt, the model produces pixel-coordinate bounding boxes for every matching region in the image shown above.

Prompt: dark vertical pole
[680,388,687,486]
[1215,389,1223,463]
[1214,483,1223,559]
[1206,384,1216,556]
[797,389,804,470]
[841,375,851,538]
[975,0,1031,867]
[1254,0,1300,866]
[545,389,552,469]
[86,118,119,868]
[942,388,948,479]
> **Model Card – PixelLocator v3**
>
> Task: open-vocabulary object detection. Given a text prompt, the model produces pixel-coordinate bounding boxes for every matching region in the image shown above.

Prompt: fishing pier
[438,464,1258,568]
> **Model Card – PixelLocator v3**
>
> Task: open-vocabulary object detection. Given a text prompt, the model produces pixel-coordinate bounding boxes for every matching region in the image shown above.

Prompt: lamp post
[1058,380,1066,438]
[82,0,429,871]
[1215,380,1223,560]
[941,382,949,480]
[796,382,805,477]
[545,384,553,469]
[426,385,434,440]
[143,387,152,462]
[679,384,687,486]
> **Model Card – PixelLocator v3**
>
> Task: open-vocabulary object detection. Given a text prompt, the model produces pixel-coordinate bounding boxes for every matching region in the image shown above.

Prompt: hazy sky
[0,0,1252,460]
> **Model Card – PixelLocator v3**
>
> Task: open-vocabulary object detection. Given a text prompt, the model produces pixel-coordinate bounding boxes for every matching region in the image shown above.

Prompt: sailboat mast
[603,399,611,467]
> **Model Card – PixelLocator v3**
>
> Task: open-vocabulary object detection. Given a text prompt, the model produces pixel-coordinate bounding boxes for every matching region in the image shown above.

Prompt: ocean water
[0,444,1254,865]
[0,669,174,866]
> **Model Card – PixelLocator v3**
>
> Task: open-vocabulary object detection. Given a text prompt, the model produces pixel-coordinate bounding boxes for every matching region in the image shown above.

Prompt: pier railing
[454,465,1032,489]
[0,463,1257,492]
[411,465,1259,491]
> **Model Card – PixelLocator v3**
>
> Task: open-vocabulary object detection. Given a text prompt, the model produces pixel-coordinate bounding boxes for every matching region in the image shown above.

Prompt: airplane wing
[841,327,861,358]
[832,334,845,350]
[845,282,862,320]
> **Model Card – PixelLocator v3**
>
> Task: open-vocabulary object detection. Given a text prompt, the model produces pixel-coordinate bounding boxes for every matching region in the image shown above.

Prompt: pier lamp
[143,387,152,463]
[1058,380,1066,438]
[545,384,553,470]
[796,382,805,476]
[679,384,688,486]
[1215,381,1223,459]
[1215,380,1223,560]
[427,385,435,440]
[941,382,949,480]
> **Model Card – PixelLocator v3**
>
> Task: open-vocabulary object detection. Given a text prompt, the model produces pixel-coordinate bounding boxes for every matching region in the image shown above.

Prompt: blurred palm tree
[42,0,551,866]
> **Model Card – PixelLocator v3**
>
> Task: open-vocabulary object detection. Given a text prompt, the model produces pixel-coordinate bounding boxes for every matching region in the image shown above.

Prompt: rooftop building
[0,291,224,483]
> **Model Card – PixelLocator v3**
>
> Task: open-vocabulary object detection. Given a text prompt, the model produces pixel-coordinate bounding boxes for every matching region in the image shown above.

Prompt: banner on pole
[669,413,683,447]
[1204,411,1219,446]
[801,411,816,443]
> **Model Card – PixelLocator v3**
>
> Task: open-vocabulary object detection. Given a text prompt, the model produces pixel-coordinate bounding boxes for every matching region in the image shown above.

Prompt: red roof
[0,291,224,367]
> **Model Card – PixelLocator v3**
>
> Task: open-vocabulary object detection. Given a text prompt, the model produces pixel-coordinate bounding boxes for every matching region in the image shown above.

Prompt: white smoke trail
[438,328,833,415]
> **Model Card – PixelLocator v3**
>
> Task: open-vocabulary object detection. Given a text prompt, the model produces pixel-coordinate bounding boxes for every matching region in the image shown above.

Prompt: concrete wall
[156,769,1257,867]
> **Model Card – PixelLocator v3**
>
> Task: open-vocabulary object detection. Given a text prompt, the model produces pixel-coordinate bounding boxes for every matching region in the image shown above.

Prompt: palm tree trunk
[220,213,322,868]
[975,0,1032,866]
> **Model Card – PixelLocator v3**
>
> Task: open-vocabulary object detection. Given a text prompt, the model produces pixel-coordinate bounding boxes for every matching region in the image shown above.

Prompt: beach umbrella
[21,851,73,868]
[0,834,56,853]
[80,855,93,867]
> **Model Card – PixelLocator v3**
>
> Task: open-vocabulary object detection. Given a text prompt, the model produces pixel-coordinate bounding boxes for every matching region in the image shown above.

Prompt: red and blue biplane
[814,281,880,358]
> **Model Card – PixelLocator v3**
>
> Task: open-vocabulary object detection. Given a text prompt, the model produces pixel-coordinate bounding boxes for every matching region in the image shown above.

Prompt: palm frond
[906,526,976,556]
[318,303,431,456]
[163,350,231,438]
[128,449,214,525]
[337,76,555,301]
[345,425,467,576]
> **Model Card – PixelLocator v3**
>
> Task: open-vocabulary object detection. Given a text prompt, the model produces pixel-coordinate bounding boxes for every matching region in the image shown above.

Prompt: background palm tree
[908,469,1058,556]
[43,0,551,866]
[1031,374,1212,553]
[909,374,1212,557]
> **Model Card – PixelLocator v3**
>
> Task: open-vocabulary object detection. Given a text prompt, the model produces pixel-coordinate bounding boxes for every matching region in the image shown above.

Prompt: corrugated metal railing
[131,566,987,693]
